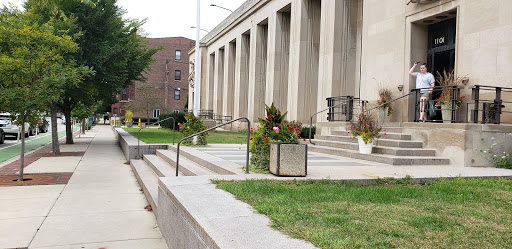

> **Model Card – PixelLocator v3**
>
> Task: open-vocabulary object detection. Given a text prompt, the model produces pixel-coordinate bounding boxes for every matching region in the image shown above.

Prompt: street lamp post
[193,0,200,117]
[210,4,233,13]
[190,26,209,33]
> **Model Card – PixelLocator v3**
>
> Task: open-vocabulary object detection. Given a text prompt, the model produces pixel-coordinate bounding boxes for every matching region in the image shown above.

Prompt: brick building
[111,37,195,118]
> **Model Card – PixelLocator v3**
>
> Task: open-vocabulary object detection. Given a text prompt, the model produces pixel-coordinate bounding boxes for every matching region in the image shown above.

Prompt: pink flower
[384,133,387,135]
[187,126,190,129]
[303,138,306,141]
[178,122,181,125]
[273,127,279,133]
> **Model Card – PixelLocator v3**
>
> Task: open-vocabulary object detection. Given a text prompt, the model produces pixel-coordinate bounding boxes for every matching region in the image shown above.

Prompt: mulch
[0,130,88,186]
[0,173,73,187]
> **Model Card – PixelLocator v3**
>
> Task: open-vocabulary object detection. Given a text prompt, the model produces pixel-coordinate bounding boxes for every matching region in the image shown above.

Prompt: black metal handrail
[137,116,176,159]
[366,92,415,113]
[175,117,251,176]
[411,85,464,123]
[309,96,366,145]
[471,85,509,124]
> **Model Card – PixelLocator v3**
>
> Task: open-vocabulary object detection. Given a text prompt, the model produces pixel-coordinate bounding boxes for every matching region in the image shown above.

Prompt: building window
[173,109,180,113]
[121,89,127,100]
[174,89,180,100]
[153,109,161,118]
[113,108,118,115]
[175,70,181,81]
[175,50,181,60]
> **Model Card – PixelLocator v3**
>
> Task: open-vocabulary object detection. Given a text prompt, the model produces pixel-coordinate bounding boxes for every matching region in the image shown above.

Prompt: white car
[0,113,32,138]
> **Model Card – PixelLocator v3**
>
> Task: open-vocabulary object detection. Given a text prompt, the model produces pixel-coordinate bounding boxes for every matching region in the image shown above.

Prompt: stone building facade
[188,0,512,128]
[112,37,195,118]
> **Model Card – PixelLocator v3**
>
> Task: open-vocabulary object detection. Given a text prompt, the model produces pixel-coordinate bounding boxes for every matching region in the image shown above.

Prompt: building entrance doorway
[426,17,456,121]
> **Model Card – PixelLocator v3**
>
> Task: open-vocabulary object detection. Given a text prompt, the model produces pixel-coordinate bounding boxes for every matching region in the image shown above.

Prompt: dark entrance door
[427,17,456,121]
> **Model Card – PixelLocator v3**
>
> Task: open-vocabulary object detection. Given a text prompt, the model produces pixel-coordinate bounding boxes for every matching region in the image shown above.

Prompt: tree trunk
[82,119,86,134]
[64,106,73,144]
[51,106,60,155]
[18,123,25,182]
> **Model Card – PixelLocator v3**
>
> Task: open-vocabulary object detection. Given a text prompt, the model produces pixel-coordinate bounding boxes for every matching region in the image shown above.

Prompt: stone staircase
[130,145,243,214]
[308,123,451,165]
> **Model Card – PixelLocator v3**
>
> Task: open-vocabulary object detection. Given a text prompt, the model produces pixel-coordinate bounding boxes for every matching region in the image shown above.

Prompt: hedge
[159,113,187,130]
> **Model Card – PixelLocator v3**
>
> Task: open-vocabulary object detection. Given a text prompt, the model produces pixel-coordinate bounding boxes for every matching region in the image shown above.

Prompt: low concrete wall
[157,176,318,249]
[402,123,512,167]
[113,127,168,161]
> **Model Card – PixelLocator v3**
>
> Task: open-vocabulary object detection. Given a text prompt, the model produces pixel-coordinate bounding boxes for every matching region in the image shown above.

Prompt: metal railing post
[347,96,354,122]
[495,87,502,124]
[413,89,419,122]
[136,116,176,159]
[472,85,480,123]
[175,117,251,176]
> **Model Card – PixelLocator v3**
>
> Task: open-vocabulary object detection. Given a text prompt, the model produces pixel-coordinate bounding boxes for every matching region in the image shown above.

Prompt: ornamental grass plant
[349,107,383,144]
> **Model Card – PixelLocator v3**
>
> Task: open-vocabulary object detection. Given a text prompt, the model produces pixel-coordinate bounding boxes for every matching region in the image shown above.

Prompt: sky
[0,0,245,39]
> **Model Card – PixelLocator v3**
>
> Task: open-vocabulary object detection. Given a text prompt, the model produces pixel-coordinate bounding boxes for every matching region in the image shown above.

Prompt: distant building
[111,37,195,118]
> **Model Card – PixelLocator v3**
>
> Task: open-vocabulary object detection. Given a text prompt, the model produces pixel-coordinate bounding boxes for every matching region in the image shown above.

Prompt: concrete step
[143,154,181,177]
[130,159,159,214]
[314,135,424,148]
[311,139,436,156]
[168,145,243,175]
[307,144,450,165]
[331,130,411,140]
[156,149,216,176]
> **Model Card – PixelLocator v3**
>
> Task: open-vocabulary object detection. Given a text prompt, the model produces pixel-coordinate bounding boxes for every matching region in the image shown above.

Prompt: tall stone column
[206,52,216,110]
[233,33,250,130]
[265,12,278,107]
[287,0,321,123]
[248,22,269,124]
[199,46,208,110]
[213,48,225,116]
[223,41,236,121]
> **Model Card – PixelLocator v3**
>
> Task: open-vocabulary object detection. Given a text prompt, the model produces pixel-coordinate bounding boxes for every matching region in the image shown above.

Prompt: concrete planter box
[269,143,307,177]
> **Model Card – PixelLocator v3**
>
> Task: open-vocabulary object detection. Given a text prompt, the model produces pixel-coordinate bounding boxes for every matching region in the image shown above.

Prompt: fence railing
[470,85,511,124]
[175,117,251,176]
[411,85,464,123]
[326,96,366,122]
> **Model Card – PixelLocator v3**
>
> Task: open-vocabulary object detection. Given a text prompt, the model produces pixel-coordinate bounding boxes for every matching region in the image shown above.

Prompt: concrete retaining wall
[157,176,318,249]
[113,127,168,161]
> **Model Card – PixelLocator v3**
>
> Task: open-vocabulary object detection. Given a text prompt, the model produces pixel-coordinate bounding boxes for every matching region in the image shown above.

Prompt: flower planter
[126,121,133,128]
[440,104,452,123]
[377,107,389,123]
[357,137,373,154]
[269,143,307,177]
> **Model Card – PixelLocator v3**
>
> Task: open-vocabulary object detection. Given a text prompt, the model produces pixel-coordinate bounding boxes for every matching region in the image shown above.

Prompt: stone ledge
[113,127,168,161]
[157,176,318,249]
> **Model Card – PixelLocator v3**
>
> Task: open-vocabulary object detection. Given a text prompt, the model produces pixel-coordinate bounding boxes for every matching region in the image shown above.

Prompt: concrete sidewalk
[0,124,167,249]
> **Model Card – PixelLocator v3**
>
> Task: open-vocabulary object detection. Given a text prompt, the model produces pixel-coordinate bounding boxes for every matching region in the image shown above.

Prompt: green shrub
[159,113,186,130]
[250,103,300,172]
[179,114,209,146]
[300,126,316,139]
[133,117,158,124]
[493,153,512,169]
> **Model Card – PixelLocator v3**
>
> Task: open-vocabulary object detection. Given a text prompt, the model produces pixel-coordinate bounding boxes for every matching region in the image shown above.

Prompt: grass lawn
[214,178,512,249]
[124,128,248,144]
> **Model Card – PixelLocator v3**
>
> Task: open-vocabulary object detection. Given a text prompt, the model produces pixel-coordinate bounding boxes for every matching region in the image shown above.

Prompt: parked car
[0,128,4,144]
[0,113,32,138]
[38,118,49,133]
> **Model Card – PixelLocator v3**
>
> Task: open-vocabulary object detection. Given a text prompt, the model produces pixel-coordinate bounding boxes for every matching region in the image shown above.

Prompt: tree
[125,85,162,124]
[72,101,92,136]
[26,0,159,144]
[0,8,79,181]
